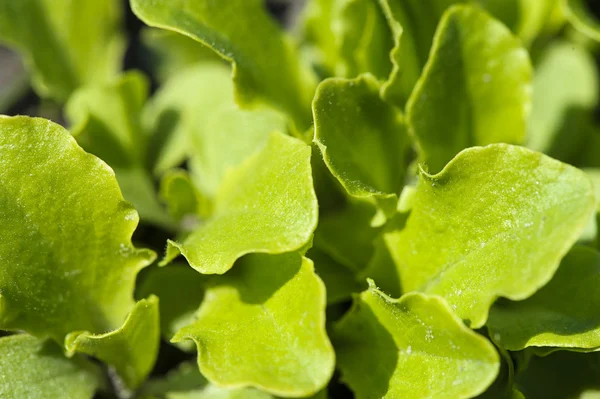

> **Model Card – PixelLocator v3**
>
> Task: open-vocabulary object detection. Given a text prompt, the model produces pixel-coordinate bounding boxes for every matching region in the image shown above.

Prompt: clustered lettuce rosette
[1,0,600,398]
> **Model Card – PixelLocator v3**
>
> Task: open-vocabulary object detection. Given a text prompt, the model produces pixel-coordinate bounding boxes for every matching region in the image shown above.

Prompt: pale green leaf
[143,63,233,175]
[377,0,462,106]
[580,169,600,242]
[160,169,210,224]
[385,144,595,328]
[299,0,393,80]
[141,28,222,83]
[66,71,148,167]
[0,0,124,101]
[188,103,288,199]
[406,5,532,173]
[515,351,600,398]
[0,116,155,342]
[334,285,499,399]
[527,41,598,155]
[563,0,600,42]
[137,265,205,350]
[130,0,317,128]
[65,71,174,230]
[65,296,160,390]
[488,246,600,351]
[334,0,393,80]
[298,0,338,77]
[146,62,288,197]
[313,74,407,198]
[173,253,335,397]
[514,0,558,44]
[0,334,104,399]
[164,132,318,275]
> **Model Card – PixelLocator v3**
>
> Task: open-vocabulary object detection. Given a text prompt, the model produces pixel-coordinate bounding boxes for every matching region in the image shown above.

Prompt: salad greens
[0,0,600,398]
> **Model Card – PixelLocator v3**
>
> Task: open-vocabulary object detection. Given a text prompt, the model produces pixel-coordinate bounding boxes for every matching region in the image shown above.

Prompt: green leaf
[137,265,205,350]
[130,0,317,128]
[377,0,463,106]
[173,253,335,397]
[313,74,408,198]
[385,144,595,328]
[563,0,600,42]
[406,5,532,173]
[65,296,160,390]
[164,132,318,275]
[334,285,499,399]
[307,247,367,304]
[481,0,558,45]
[0,116,155,342]
[0,334,104,399]
[313,199,380,272]
[360,235,402,298]
[580,169,600,242]
[141,28,222,83]
[298,0,339,77]
[0,0,124,101]
[300,0,392,79]
[65,71,174,230]
[143,63,233,175]
[515,351,600,398]
[142,362,207,397]
[188,103,288,199]
[66,71,148,167]
[488,246,600,351]
[143,362,320,399]
[334,0,393,80]
[160,169,210,224]
[513,0,558,44]
[527,41,598,155]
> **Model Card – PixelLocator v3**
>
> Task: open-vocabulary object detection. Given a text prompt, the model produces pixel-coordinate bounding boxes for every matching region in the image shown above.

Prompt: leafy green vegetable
[527,41,598,156]
[164,132,318,275]
[4,0,600,396]
[0,334,104,399]
[563,0,600,42]
[334,283,500,398]
[0,0,124,101]
[313,74,408,198]
[66,71,174,229]
[141,28,220,83]
[188,104,287,199]
[160,169,209,224]
[300,0,392,80]
[137,265,205,350]
[0,116,155,342]
[313,198,380,272]
[65,296,160,390]
[173,253,335,397]
[488,246,600,351]
[142,62,233,175]
[306,247,367,304]
[130,0,317,128]
[516,350,600,398]
[385,144,595,328]
[406,5,532,172]
[377,0,462,106]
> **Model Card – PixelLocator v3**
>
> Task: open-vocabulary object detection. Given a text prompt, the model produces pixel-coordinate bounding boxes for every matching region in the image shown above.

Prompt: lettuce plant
[1,0,600,398]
